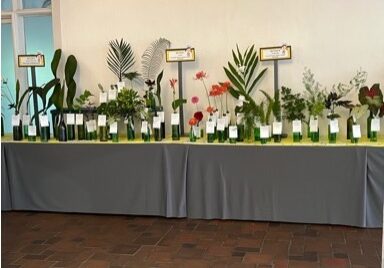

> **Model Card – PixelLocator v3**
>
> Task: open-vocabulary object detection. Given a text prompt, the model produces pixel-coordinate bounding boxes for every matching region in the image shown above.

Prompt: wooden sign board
[18,54,45,67]
[166,48,195,62]
[260,45,292,61]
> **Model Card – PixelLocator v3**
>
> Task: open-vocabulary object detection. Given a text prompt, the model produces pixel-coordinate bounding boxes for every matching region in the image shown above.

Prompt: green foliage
[65,55,78,110]
[116,88,145,119]
[281,86,306,122]
[107,38,135,82]
[171,98,187,112]
[155,70,164,108]
[51,49,61,78]
[8,80,30,114]
[73,90,93,111]
[97,100,119,122]
[350,105,369,121]
[358,84,383,115]
[302,68,326,118]
[324,92,353,120]
[260,90,280,124]
[141,38,170,82]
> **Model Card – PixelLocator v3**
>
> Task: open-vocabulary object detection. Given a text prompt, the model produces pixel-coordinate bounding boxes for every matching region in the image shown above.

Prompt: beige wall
[55,0,384,134]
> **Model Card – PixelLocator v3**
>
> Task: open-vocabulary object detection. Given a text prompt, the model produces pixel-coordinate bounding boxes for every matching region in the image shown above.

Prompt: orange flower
[206,106,215,113]
[210,84,225,96]
[221,81,231,89]
[194,71,207,80]
[189,117,198,126]
[169,78,177,90]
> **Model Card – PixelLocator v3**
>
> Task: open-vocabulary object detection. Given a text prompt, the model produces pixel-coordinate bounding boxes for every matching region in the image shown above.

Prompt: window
[1,0,53,133]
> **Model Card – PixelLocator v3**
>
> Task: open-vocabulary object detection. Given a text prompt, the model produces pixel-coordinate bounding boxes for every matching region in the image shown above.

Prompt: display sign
[153,116,161,129]
[141,121,148,134]
[330,119,339,134]
[272,121,283,135]
[309,118,319,132]
[66,114,75,125]
[352,124,361,138]
[371,118,381,132]
[216,118,226,131]
[229,126,238,139]
[18,54,45,67]
[109,122,118,134]
[28,125,37,136]
[98,115,107,127]
[260,126,270,139]
[260,45,292,61]
[166,48,195,62]
[75,114,84,125]
[292,120,302,133]
[171,113,180,125]
[206,121,215,134]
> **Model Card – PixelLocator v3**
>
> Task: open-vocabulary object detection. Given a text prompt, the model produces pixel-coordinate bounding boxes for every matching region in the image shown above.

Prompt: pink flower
[169,79,177,90]
[191,96,199,104]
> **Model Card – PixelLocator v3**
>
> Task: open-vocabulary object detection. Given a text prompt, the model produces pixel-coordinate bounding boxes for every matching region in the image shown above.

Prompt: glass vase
[217,130,225,143]
[40,126,49,142]
[346,116,353,140]
[273,135,282,143]
[293,132,301,142]
[99,126,108,141]
[127,116,135,140]
[254,127,260,141]
[58,114,67,142]
[367,112,373,139]
[111,133,119,142]
[154,128,162,141]
[328,125,337,144]
[13,121,23,141]
[142,129,150,142]
[172,125,180,140]
[237,124,244,142]
[310,129,320,142]
[77,124,85,140]
[23,125,28,139]
[67,125,75,140]
[189,127,196,142]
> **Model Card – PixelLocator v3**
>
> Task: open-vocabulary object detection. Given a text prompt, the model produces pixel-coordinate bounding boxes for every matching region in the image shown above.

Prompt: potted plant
[73,90,93,140]
[209,83,229,143]
[349,105,369,143]
[170,78,186,140]
[258,91,275,144]
[358,84,383,141]
[302,68,326,142]
[97,94,119,142]
[117,88,145,141]
[107,38,135,83]
[281,86,306,142]
[188,117,198,142]
[7,80,30,140]
[190,96,204,139]
[224,45,267,142]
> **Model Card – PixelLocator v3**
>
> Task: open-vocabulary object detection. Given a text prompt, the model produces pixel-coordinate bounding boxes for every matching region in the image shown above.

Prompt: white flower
[238,66,245,74]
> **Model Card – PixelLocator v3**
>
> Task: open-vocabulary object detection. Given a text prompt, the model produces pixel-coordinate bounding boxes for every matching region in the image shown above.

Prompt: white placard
[309,118,319,133]
[229,126,238,139]
[12,114,20,126]
[292,120,302,133]
[225,113,231,127]
[171,113,180,125]
[99,92,107,103]
[86,121,93,132]
[90,120,97,131]
[329,119,339,134]
[18,54,45,67]
[217,118,226,131]
[116,81,125,91]
[39,115,49,127]
[236,113,244,125]
[108,89,117,101]
[371,118,381,132]
[272,122,283,135]
[352,124,361,138]
[158,111,165,123]
[153,116,161,129]
[109,121,118,134]
[75,114,84,125]
[22,114,30,126]
[66,113,75,125]
[260,126,270,139]
[28,125,36,136]
[206,121,215,134]
[166,48,195,62]
[141,121,148,134]
[260,45,292,61]
[193,126,200,137]
[98,115,107,127]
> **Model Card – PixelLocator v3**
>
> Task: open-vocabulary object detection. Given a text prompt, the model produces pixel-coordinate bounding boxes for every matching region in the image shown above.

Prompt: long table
[2,141,383,228]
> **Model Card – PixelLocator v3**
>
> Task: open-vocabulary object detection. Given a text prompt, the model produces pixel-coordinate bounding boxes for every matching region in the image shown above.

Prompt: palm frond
[141,38,171,82]
[107,38,135,82]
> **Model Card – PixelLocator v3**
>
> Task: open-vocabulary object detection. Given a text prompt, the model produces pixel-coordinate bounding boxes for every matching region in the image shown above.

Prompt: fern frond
[141,38,171,81]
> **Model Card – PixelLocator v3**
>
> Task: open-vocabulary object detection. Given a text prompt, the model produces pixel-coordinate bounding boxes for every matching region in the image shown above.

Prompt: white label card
[75,114,84,125]
[217,118,226,131]
[371,118,381,132]
[91,120,97,131]
[352,124,361,138]
[39,115,49,127]
[12,114,20,126]
[98,115,107,127]
[22,114,30,125]
[28,125,36,136]
[158,111,165,123]
[193,126,200,137]
[272,122,283,135]
[141,121,148,134]
[229,126,238,139]
[260,126,270,139]
[330,119,339,134]
[108,89,117,101]
[236,113,244,125]
[86,121,93,132]
[171,113,180,125]
[66,113,75,125]
[99,92,107,103]
[309,119,319,133]
[206,121,215,134]
[153,116,161,129]
[292,120,302,133]
[109,121,118,134]
[116,81,125,91]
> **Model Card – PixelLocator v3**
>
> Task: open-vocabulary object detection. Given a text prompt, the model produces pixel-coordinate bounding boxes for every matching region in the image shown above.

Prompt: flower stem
[201,79,211,107]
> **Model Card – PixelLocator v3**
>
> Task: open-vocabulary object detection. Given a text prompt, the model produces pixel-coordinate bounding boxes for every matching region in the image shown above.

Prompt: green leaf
[244,45,254,67]
[244,51,257,78]
[223,67,244,93]
[171,98,186,111]
[245,55,259,87]
[17,87,31,113]
[65,55,77,109]
[232,50,239,66]
[228,86,240,99]
[236,44,243,65]
[49,83,62,110]
[108,38,136,81]
[156,70,163,98]
[51,49,62,78]
[15,80,20,111]
[228,61,244,85]
[247,68,267,94]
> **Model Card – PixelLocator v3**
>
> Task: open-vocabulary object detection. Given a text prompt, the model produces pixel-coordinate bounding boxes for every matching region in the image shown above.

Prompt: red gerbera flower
[193,111,203,122]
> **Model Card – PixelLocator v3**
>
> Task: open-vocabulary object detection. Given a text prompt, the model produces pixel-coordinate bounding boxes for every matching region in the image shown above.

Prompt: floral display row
[2,39,383,145]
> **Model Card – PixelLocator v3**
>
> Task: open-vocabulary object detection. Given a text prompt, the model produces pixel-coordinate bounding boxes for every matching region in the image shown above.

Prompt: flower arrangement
[194,71,214,113]
[358,84,384,117]
[191,96,203,126]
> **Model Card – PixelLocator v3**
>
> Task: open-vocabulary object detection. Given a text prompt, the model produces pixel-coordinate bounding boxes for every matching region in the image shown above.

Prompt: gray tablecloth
[1,143,188,217]
[2,142,383,227]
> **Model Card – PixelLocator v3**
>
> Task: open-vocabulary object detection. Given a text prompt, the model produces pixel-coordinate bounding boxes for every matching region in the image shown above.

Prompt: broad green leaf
[248,68,267,94]
[236,44,243,65]
[244,45,254,67]
[246,55,259,87]
[223,67,244,93]
[51,49,61,78]
[232,50,239,66]
[228,62,245,85]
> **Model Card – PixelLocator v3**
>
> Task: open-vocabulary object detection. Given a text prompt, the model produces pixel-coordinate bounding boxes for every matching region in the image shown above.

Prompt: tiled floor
[1,212,382,268]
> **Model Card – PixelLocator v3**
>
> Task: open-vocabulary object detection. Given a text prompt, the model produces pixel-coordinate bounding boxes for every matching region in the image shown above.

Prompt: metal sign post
[166,48,195,136]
